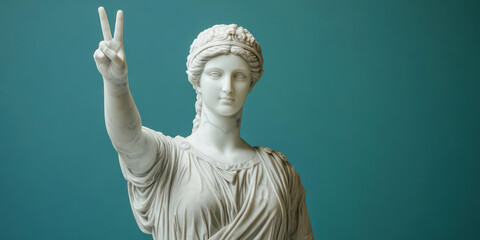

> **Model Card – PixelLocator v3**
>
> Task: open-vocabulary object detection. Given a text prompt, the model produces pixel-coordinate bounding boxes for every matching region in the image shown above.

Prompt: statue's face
[199,54,252,117]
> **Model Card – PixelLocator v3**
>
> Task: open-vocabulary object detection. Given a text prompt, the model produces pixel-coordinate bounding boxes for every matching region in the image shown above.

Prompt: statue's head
[186,24,264,133]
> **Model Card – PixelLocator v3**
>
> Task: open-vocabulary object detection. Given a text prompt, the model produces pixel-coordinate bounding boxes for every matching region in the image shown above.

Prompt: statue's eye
[234,73,247,80]
[208,72,222,80]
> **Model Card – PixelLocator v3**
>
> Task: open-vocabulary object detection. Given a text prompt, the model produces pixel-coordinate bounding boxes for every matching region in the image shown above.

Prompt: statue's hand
[93,7,127,85]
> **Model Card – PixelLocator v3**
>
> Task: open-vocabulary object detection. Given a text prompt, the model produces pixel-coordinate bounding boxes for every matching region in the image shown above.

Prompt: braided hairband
[187,40,263,69]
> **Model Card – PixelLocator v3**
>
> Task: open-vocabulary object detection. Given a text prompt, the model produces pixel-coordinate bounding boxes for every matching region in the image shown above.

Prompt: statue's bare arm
[93,7,157,175]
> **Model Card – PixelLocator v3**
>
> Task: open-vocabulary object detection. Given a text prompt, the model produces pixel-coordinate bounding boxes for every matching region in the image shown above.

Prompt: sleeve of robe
[273,150,314,240]
[118,126,178,234]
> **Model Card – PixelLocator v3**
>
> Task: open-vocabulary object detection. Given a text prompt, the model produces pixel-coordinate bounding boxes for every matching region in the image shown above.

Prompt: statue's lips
[219,97,234,102]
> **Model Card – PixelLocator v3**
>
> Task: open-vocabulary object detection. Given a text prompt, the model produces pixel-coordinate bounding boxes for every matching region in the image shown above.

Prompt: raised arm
[93,7,157,174]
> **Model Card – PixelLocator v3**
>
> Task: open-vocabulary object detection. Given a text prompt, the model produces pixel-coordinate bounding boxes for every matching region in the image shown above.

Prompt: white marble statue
[93,7,313,239]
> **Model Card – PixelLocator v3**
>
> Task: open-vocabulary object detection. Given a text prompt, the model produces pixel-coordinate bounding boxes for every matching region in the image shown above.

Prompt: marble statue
[93,6,313,239]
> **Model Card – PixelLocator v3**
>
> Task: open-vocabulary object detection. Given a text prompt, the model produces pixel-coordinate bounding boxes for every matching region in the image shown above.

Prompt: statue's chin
[200,99,244,117]
[210,105,243,118]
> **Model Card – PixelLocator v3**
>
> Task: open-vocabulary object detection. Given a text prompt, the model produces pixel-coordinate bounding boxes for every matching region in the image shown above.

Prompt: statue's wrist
[103,75,128,85]
[104,78,130,96]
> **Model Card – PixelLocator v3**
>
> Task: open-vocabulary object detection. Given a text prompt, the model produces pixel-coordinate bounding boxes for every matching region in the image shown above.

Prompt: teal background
[1,0,479,239]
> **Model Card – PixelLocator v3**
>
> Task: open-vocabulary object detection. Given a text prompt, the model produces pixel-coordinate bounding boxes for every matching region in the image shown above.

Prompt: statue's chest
[168,157,282,232]
[171,162,254,217]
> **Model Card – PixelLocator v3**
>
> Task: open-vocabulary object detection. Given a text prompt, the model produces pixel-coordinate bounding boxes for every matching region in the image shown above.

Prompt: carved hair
[186,24,264,133]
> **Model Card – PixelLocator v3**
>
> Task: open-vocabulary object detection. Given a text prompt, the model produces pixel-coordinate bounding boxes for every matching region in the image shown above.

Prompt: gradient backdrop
[1,0,479,239]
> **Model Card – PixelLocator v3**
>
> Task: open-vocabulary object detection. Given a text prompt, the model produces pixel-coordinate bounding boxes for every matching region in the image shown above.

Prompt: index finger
[114,10,123,42]
[98,7,112,41]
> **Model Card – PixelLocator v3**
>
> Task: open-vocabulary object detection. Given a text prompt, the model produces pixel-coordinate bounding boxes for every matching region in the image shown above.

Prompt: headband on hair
[187,40,264,69]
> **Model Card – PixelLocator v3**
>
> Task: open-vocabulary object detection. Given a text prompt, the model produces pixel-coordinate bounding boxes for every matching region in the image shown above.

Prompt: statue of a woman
[93,7,313,239]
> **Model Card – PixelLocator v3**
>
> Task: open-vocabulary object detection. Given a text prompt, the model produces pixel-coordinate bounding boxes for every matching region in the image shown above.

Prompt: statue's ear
[248,80,256,93]
[195,82,202,93]
[249,70,263,93]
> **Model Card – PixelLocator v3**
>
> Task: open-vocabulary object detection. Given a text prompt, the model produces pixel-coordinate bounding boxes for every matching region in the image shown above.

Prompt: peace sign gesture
[93,7,127,85]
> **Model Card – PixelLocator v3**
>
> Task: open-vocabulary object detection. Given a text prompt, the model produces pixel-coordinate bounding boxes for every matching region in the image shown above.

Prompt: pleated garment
[119,127,313,239]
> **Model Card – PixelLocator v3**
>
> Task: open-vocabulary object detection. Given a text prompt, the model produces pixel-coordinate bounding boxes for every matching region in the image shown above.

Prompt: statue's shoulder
[142,126,174,140]
[258,146,288,163]
[257,146,305,192]
[257,146,295,174]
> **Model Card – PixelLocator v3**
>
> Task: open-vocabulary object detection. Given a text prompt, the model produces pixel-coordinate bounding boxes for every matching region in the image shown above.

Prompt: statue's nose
[222,76,233,93]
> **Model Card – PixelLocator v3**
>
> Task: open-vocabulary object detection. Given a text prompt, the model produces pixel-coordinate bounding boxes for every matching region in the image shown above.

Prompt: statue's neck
[191,106,245,152]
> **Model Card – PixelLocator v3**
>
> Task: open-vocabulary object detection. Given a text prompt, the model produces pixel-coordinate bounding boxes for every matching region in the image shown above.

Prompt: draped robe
[119,127,313,239]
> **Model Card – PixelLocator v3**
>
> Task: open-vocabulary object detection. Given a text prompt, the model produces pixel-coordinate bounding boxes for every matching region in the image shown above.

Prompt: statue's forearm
[103,78,141,151]
[103,78,158,176]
